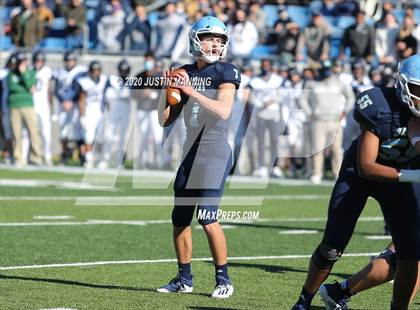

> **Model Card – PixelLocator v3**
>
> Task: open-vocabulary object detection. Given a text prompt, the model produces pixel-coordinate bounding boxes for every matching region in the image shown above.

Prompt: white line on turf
[0,194,330,202]
[278,230,319,234]
[0,252,378,271]
[33,216,74,220]
[366,235,392,240]
[0,164,334,187]
[0,217,384,227]
[0,179,115,191]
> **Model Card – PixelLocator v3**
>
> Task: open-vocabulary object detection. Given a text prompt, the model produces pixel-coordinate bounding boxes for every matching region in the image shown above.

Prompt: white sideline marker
[0,252,378,271]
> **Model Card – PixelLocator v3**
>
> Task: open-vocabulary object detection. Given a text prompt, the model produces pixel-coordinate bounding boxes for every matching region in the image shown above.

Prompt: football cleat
[156,274,193,293]
[319,282,350,310]
[211,276,233,299]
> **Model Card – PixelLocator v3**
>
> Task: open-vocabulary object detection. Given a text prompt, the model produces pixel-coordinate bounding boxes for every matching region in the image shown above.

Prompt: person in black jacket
[340,10,375,63]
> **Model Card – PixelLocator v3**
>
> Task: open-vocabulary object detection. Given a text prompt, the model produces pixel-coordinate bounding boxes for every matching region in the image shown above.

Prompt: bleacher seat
[148,11,160,27]
[0,7,12,22]
[0,35,12,51]
[262,5,279,28]
[85,0,100,9]
[394,9,405,24]
[287,5,309,28]
[251,44,277,58]
[41,37,66,50]
[51,17,66,30]
[414,8,420,23]
[336,16,355,29]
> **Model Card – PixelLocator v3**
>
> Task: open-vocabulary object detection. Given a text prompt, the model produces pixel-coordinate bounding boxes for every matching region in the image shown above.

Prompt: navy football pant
[172,141,232,227]
[323,161,420,260]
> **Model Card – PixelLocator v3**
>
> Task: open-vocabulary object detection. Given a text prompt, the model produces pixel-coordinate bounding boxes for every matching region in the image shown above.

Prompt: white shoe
[253,166,268,178]
[272,167,284,178]
[310,175,322,184]
[211,282,234,299]
[97,161,108,170]
[157,275,193,293]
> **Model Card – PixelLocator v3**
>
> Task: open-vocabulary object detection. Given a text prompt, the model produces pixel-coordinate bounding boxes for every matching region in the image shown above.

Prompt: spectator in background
[55,0,86,50]
[32,51,53,165]
[277,22,301,64]
[395,15,418,61]
[132,53,164,169]
[228,9,258,61]
[7,52,43,166]
[154,2,186,59]
[333,0,359,17]
[299,61,354,184]
[11,0,44,48]
[119,4,151,52]
[36,0,54,37]
[97,0,125,51]
[99,60,132,169]
[340,10,375,63]
[0,54,17,165]
[375,12,399,65]
[320,0,336,17]
[248,2,266,43]
[249,59,283,178]
[296,12,331,64]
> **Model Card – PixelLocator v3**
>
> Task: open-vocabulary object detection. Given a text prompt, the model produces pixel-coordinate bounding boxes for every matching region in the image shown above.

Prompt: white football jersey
[78,74,108,110]
[33,66,53,112]
[53,65,87,101]
[105,75,131,106]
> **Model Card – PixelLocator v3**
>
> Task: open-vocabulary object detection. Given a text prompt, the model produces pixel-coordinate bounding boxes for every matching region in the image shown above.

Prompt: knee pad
[312,242,342,270]
[172,207,194,227]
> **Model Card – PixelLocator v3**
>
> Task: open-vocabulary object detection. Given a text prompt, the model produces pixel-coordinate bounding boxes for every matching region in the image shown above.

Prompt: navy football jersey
[179,61,241,145]
[353,87,419,169]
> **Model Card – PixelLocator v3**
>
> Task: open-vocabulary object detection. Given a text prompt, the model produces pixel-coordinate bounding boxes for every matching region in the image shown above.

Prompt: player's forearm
[358,162,400,182]
[157,91,170,126]
[190,90,232,120]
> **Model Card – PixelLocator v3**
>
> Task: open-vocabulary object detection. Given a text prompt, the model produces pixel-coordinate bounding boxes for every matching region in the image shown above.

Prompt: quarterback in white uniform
[77,61,109,167]
[32,51,53,165]
[99,60,131,169]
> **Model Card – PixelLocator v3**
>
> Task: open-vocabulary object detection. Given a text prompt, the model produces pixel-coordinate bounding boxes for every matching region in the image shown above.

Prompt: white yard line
[0,194,330,202]
[278,230,319,234]
[0,252,378,271]
[0,164,334,187]
[0,216,384,227]
[33,216,74,220]
[366,235,392,240]
[0,179,115,191]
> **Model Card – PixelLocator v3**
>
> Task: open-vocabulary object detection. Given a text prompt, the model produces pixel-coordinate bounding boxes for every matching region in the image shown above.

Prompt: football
[166,69,187,106]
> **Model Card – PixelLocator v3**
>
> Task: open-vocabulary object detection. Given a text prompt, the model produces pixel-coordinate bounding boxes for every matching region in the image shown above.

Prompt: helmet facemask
[189,28,229,63]
[396,73,420,117]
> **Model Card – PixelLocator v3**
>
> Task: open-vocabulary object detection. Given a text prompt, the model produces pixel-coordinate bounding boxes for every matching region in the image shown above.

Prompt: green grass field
[1,167,419,309]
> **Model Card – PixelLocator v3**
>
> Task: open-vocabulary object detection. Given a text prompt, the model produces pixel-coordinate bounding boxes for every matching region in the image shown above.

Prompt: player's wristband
[399,170,420,183]
[411,136,420,146]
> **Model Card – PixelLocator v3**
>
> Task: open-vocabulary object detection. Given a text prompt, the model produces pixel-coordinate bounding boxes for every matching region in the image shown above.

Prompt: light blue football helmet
[189,16,230,63]
[396,54,420,116]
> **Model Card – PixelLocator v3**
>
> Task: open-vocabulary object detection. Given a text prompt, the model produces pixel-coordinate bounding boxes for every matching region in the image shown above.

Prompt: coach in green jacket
[7,52,43,166]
